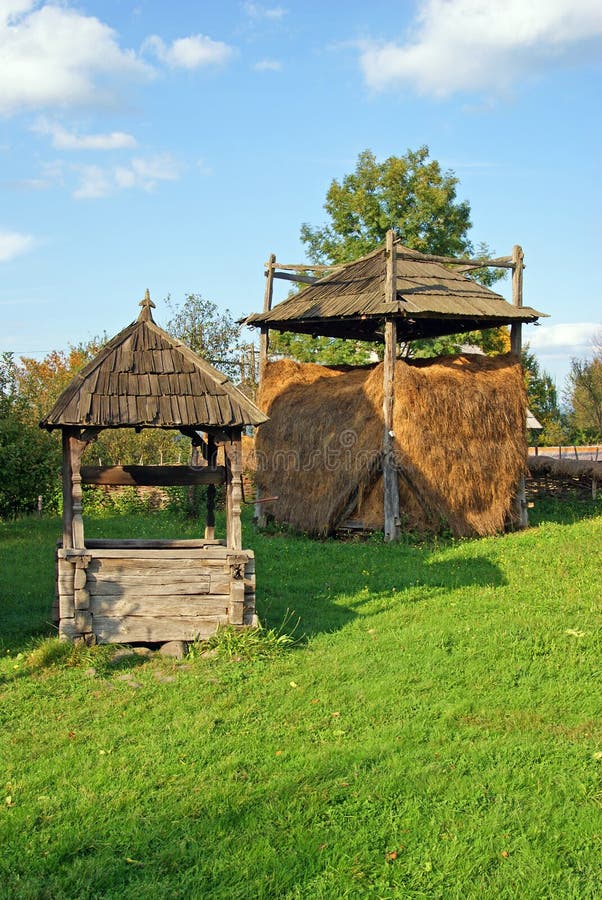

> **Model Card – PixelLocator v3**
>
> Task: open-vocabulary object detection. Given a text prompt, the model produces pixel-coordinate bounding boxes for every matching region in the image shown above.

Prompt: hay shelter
[246,232,546,538]
[40,291,268,645]
[255,354,527,538]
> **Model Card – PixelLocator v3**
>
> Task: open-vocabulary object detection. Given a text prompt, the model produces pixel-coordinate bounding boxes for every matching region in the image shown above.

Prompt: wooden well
[41,292,268,645]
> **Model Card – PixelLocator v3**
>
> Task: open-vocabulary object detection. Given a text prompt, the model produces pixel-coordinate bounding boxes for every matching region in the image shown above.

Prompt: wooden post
[62,429,74,550]
[511,244,528,529]
[62,428,88,550]
[256,253,276,527]
[225,430,243,551]
[205,433,217,541]
[259,253,276,376]
[383,231,400,542]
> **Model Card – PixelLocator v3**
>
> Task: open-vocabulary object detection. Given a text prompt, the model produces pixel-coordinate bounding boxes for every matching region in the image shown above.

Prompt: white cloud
[74,154,181,198]
[33,119,137,150]
[0,229,34,262]
[359,0,602,97]
[528,322,601,358]
[243,3,286,20]
[0,2,150,115]
[253,59,282,71]
[144,34,233,69]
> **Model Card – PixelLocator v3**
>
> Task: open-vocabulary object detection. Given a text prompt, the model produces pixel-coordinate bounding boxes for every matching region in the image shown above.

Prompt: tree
[521,346,566,444]
[301,147,474,264]
[0,353,60,518]
[166,293,244,383]
[272,147,506,365]
[566,330,602,439]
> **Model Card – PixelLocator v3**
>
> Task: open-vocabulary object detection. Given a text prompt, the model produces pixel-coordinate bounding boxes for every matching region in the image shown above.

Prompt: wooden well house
[40,292,268,645]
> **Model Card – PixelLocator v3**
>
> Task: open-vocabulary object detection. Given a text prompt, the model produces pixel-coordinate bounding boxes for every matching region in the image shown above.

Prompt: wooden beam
[272,271,318,285]
[383,231,401,542]
[396,249,515,268]
[510,244,528,529]
[259,253,276,373]
[269,262,343,272]
[81,465,225,486]
[61,430,73,550]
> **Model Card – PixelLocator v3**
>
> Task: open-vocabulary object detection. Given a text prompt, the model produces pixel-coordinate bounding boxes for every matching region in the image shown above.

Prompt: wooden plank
[225,433,243,551]
[87,561,229,576]
[81,465,225,487]
[60,547,248,560]
[87,580,212,597]
[86,571,213,585]
[93,615,229,643]
[272,271,318,285]
[90,597,228,617]
[84,538,227,549]
[59,589,74,619]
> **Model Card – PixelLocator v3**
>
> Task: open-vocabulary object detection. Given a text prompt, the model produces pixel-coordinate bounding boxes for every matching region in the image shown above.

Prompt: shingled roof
[245,241,546,342]
[41,292,268,430]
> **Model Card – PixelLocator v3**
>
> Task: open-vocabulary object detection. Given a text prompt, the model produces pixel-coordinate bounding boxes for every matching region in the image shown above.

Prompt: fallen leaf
[386,851,397,860]
[501,850,509,858]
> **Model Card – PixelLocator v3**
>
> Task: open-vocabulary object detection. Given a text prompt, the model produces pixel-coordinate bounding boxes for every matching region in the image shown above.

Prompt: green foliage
[282,148,508,365]
[269,331,376,365]
[190,614,301,661]
[166,292,243,382]
[0,353,61,519]
[565,332,602,439]
[301,146,474,264]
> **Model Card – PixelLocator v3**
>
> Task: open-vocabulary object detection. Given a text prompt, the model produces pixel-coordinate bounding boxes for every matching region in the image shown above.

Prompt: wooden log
[229,578,245,625]
[272,271,318,285]
[74,609,92,633]
[87,561,229,576]
[92,615,229,644]
[395,249,515,268]
[90,597,229,617]
[59,590,75,619]
[81,465,225,486]
[69,431,88,549]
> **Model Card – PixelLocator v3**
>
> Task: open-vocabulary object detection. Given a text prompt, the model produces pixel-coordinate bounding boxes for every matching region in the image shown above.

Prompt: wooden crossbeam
[81,465,225,486]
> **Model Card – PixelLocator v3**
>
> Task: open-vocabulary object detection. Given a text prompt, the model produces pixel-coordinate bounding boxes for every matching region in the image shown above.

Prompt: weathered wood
[225,433,243,551]
[93,615,229,643]
[74,609,92,633]
[85,538,226,549]
[511,244,528,529]
[59,590,75,619]
[60,547,243,559]
[69,431,89,549]
[272,271,318,285]
[61,430,73,550]
[396,249,515,268]
[205,433,217,540]
[383,231,401,542]
[269,262,343,272]
[257,254,276,528]
[90,597,229,617]
[81,465,225,486]
[88,560,230,575]
[87,580,219,597]
[229,577,245,625]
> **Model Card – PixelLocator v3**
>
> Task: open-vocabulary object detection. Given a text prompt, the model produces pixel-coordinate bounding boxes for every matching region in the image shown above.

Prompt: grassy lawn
[0,498,601,898]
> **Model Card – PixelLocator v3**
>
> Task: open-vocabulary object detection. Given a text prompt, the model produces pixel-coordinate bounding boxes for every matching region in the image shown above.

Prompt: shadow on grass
[252,531,505,640]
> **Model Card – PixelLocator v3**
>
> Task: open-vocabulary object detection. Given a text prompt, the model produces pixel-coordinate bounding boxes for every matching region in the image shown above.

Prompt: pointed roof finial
[138,288,156,322]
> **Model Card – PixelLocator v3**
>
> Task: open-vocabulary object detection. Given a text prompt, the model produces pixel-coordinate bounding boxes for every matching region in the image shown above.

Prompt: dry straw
[255,354,527,537]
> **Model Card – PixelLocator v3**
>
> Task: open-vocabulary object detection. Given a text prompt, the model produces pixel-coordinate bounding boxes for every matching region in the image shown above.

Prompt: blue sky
[1,0,600,391]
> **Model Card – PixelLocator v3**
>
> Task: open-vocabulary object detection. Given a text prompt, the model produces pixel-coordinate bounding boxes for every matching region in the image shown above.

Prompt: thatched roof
[255,355,527,538]
[41,292,268,431]
[246,241,546,341]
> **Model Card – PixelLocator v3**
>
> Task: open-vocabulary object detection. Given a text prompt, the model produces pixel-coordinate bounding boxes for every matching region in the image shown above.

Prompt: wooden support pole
[225,431,243,551]
[383,231,401,542]
[69,430,88,550]
[205,434,217,541]
[61,430,74,550]
[259,253,276,375]
[257,253,276,527]
[511,244,528,529]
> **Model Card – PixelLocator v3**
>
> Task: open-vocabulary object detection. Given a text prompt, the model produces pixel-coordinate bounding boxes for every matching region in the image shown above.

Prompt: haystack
[255,354,527,537]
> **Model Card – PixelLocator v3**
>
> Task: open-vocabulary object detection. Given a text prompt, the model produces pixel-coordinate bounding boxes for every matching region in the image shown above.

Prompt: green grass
[0,496,601,898]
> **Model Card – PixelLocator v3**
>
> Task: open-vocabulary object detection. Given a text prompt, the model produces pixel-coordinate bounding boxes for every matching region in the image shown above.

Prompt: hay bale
[255,354,527,538]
